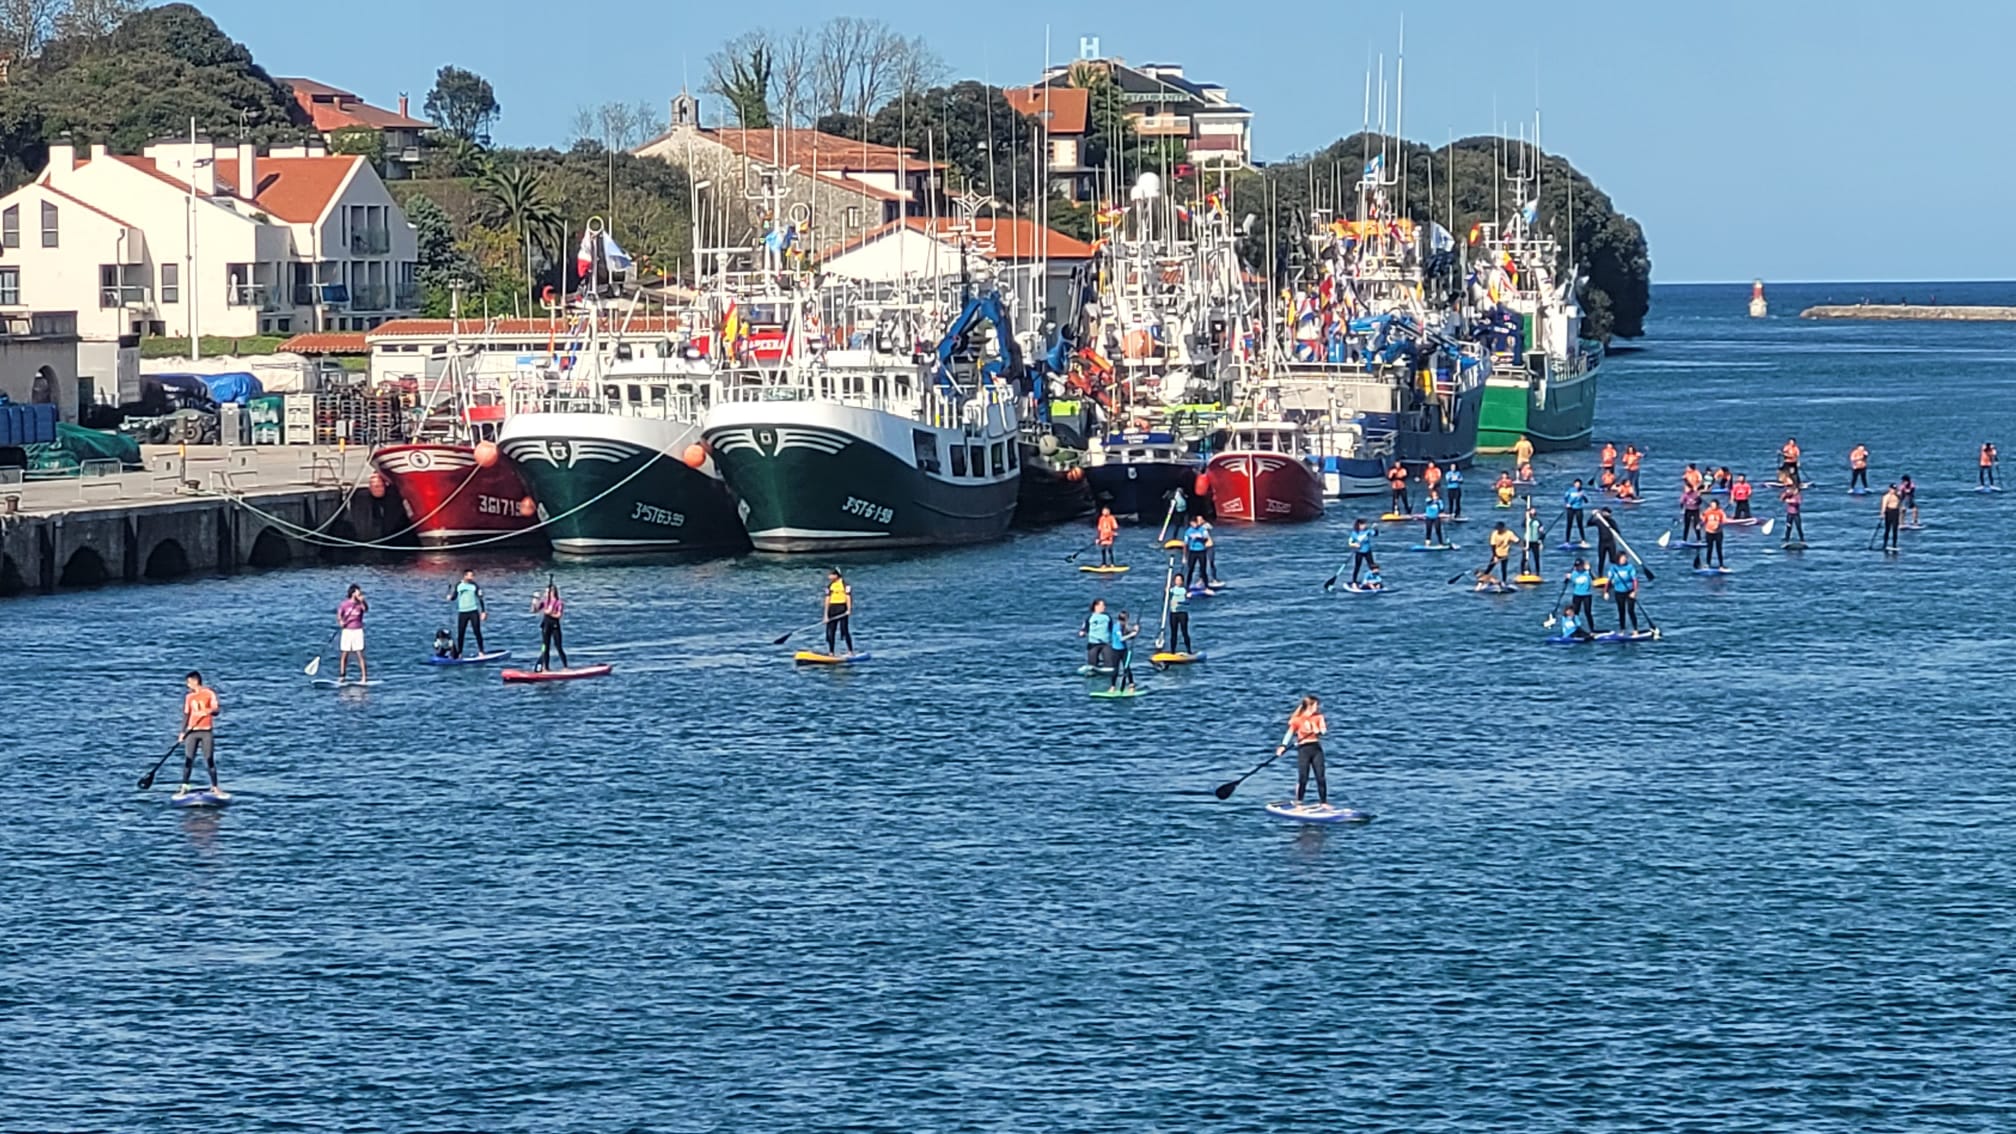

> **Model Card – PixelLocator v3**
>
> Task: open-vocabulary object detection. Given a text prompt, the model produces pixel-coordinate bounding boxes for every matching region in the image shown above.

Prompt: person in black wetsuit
[1593,507,1619,576]
[531,582,568,671]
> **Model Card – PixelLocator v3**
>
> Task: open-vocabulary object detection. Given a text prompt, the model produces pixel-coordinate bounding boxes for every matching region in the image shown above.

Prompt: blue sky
[200,0,2006,282]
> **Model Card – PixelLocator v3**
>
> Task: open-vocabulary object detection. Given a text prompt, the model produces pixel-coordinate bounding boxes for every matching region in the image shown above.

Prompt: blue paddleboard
[1694,567,1734,576]
[170,787,233,808]
[1088,687,1146,700]
[1593,630,1659,643]
[1265,801,1373,824]
[1558,541,1591,551]
[1408,543,1458,553]
[421,650,511,666]
[1338,583,1394,594]
[312,677,382,689]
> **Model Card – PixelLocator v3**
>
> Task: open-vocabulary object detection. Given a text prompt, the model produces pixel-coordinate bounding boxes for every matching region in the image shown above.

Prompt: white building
[0,138,419,388]
[819,216,1096,326]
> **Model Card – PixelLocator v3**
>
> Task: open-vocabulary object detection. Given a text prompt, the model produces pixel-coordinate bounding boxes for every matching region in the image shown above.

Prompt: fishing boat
[1203,421,1325,523]
[1079,428,1203,519]
[1472,177,1603,452]
[369,322,537,548]
[703,290,1022,553]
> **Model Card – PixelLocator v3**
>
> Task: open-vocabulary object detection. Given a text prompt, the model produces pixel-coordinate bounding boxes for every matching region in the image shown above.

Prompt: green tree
[424,65,499,145]
[705,31,774,129]
[405,194,473,316]
[327,125,385,169]
[864,81,1039,203]
[477,159,561,306]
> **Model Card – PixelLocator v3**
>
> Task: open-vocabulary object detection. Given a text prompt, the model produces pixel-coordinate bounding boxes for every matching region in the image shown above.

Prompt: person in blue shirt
[1107,612,1139,692]
[447,569,488,658]
[1562,480,1590,544]
[1079,599,1112,672]
[1164,573,1194,654]
[1422,490,1446,547]
[1557,605,1594,641]
[1566,558,1595,628]
[1345,518,1376,584]
[1608,551,1641,633]
[1359,561,1385,591]
[1445,466,1465,519]
[1181,515,1214,589]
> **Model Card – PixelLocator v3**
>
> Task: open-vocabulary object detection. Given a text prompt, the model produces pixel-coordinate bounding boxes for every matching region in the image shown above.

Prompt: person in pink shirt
[530,581,568,672]
[336,583,369,684]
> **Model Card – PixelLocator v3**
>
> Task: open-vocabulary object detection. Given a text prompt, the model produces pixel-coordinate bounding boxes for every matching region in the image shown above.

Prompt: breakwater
[0,445,392,594]
[1799,303,2016,321]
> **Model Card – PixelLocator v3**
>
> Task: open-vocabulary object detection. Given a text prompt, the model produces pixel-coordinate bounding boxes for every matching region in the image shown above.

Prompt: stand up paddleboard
[1408,543,1458,552]
[501,664,614,683]
[170,787,232,807]
[1187,587,1221,598]
[1558,540,1592,551]
[312,677,382,689]
[1078,565,1130,575]
[1150,651,1207,666]
[1379,512,1420,522]
[792,652,871,666]
[1076,664,1117,676]
[1975,485,2005,494]
[1474,580,1517,594]
[1694,566,1734,576]
[1514,574,1544,584]
[1782,541,1811,551]
[1265,801,1373,824]
[1848,488,1870,496]
[1674,540,1707,550]
[1900,522,1926,531]
[1337,582,1393,594]
[421,650,511,666]
[1089,687,1146,700]
[1725,517,1760,527]
[1593,629,1659,643]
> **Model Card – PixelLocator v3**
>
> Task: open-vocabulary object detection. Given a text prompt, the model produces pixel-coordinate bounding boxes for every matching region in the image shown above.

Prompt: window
[99,264,145,307]
[969,445,985,478]
[912,429,941,474]
[990,442,1006,476]
[1,205,17,249]
[40,200,57,247]
[1007,443,1019,470]
[161,263,179,304]
[949,443,968,477]
[0,267,17,306]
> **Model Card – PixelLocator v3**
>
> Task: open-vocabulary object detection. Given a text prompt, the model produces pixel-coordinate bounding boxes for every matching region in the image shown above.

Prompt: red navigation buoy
[473,440,499,468]
[1193,473,1212,496]
[517,496,537,518]
[682,442,708,468]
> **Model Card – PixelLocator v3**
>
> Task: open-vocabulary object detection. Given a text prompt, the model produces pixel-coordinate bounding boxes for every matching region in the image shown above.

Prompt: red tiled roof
[698,127,940,173]
[1005,86,1090,135]
[278,331,370,354]
[280,77,431,132]
[368,315,691,341]
[228,156,360,223]
[823,215,1096,263]
[813,170,906,202]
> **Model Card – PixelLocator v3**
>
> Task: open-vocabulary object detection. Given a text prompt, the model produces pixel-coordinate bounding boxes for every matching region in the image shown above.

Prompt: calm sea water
[4,282,2015,1131]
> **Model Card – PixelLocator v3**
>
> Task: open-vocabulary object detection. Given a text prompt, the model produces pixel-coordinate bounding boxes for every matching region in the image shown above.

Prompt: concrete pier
[0,445,396,596]
[1799,304,2016,322]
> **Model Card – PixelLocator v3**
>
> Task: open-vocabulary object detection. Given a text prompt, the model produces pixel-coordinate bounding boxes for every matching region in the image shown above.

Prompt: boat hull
[372,444,537,546]
[1477,363,1600,453]
[1013,442,1095,528]
[1082,460,1200,520]
[704,402,1018,553]
[1204,452,1325,523]
[497,413,748,555]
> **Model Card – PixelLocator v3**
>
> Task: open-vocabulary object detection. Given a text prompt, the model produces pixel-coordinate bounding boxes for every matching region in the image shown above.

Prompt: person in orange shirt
[1615,478,1640,503]
[1700,499,1728,568]
[1274,694,1330,807]
[1730,473,1754,520]
[178,670,221,794]
[1494,471,1517,507]
[1848,444,1870,494]
[1386,461,1411,516]
[1423,460,1443,495]
[1512,435,1535,468]
[1599,468,1618,495]
[1779,438,1802,483]
[1622,444,1643,491]
[1979,442,1999,489]
[1681,463,1704,493]
[1600,442,1618,475]
[1093,506,1120,567]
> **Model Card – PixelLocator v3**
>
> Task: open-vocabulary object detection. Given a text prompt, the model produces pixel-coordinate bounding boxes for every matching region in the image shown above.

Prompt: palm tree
[477,161,561,312]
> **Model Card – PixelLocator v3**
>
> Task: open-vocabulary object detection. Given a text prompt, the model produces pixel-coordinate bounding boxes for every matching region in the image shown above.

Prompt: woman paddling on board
[1900,474,1919,527]
[1781,482,1806,546]
[177,670,220,796]
[1494,471,1516,508]
[447,569,489,658]
[1164,575,1195,655]
[335,584,369,684]
[1622,445,1643,492]
[1880,484,1903,552]
[1107,613,1139,693]
[1730,474,1754,520]
[1700,500,1728,568]
[1562,479,1591,544]
[1079,599,1113,672]
[531,581,568,672]
[1566,559,1596,627]
[1520,503,1544,578]
[1779,438,1803,484]
[1093,507,1121,567]
[822,569,856,657]
[1180,515,1215,589]
[1849,444,1870,494]
[1275,695,1330,807]
[1711,467,1733,495]
[1422,489,1447,547]
[1679,483,1704,543]
[1513,434,1535,471]
[1345,518,1376,584]
[1445,466,1465,519]
[1980,442,1999,488]
[1609,552,1642,633]
[1593,506,1620,574]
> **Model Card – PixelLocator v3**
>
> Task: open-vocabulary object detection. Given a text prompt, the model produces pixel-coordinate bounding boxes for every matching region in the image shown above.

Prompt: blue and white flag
[1363,153,1384,179]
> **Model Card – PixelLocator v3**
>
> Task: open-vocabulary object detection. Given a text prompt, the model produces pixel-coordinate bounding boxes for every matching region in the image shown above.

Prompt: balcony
[1133,114,1192,136]
[226,283,269,308]
[98,286,150,309]
[349,229,392,256]
[350,284,392,311]
[394,284,419,311]
[293,285,320,306]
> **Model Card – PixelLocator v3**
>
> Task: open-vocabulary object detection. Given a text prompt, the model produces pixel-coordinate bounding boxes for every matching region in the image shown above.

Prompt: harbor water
[5,282,2015,1130]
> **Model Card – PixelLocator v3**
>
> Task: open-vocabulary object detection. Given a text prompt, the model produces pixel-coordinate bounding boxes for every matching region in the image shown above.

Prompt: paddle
[771,617,831,646]
[136,742,181,790]
[1154,561,1175,651]
[1063,540,1098,564]
[303,629,339,676]
[1761,519,1776,537]
[1211,729,1296,800]
[1540,579,1571,628]
[1154,494,1180,545]
[1656,530,1672,548]
[1594,513,1656,582]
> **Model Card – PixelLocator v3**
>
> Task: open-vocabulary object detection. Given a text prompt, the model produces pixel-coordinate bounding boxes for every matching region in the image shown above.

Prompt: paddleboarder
[1445,465,1465,518]
[1556,604,1595,642]
[531,581,568,672]
[1512,434,1535,470]
[1385,461,1411,516]
[177,670,220,795]
[1079,598,1113,672]
[1107,613,1139,693]
[1562,479,1590,544]
[335,583,368,684]
[1094,507,1120,567]
[1600,441,1618,480]
[1181,515,1214,588]
[447,569,489,658]
[1422,489,1447,547]
[1358,561,1386,591]
[822,569,856,657]
[1520,502,1544,576]
[1680,483,1704,543]
[1701,499,1728,568]
[1980,442,1999,488]
[1593,506,1620,575]
[1849,444,1870,493]
[1483,520,1518,584]
[1494,471,1516,508]
[1779,438,1803,484]
[1346,518,1376,584]
[1567,558,1596,627]
[1880,484,1903,552]
[1274,695,1330,807]
[1730,474,1754,521]
[1622,444,1643,491]
[1164,574,1194,655]
[1609,552,1642,633]
[1900,474,1919,526]
[1781,482,1806,545]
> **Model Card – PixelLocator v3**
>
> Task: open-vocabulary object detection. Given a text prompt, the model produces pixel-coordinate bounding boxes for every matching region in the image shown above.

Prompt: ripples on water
[3,283,2014,1131]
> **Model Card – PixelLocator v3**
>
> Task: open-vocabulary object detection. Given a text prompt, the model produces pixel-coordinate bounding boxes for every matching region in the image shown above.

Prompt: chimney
[238,144,255,199]
[46,142,74,177]
[89,142,108,160]
[398,94,409,119]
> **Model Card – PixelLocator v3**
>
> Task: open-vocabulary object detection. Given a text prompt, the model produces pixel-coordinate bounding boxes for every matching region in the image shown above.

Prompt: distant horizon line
[1657,278,2016,287]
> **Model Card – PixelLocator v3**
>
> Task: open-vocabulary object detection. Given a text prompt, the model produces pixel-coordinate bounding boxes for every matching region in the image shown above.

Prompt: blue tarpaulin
[199,372,264,404]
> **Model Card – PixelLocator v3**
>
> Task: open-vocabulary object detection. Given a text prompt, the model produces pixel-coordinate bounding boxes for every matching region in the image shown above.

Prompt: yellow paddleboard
[1514,574,1543,584]
[1163,539,1184,550]
[793,651,872,666]
[1594,576,1611,587]
[1150,651,1207,665]
[1079,565,1130,574]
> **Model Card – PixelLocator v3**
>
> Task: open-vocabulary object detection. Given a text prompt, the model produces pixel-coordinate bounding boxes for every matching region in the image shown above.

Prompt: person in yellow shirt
[1480,520,1519,584]
[1512,435,1535,468]
[821,569,856,657]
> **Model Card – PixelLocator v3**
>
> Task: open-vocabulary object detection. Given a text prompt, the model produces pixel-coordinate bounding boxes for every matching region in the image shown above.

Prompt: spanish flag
[1467,223,1484,245]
